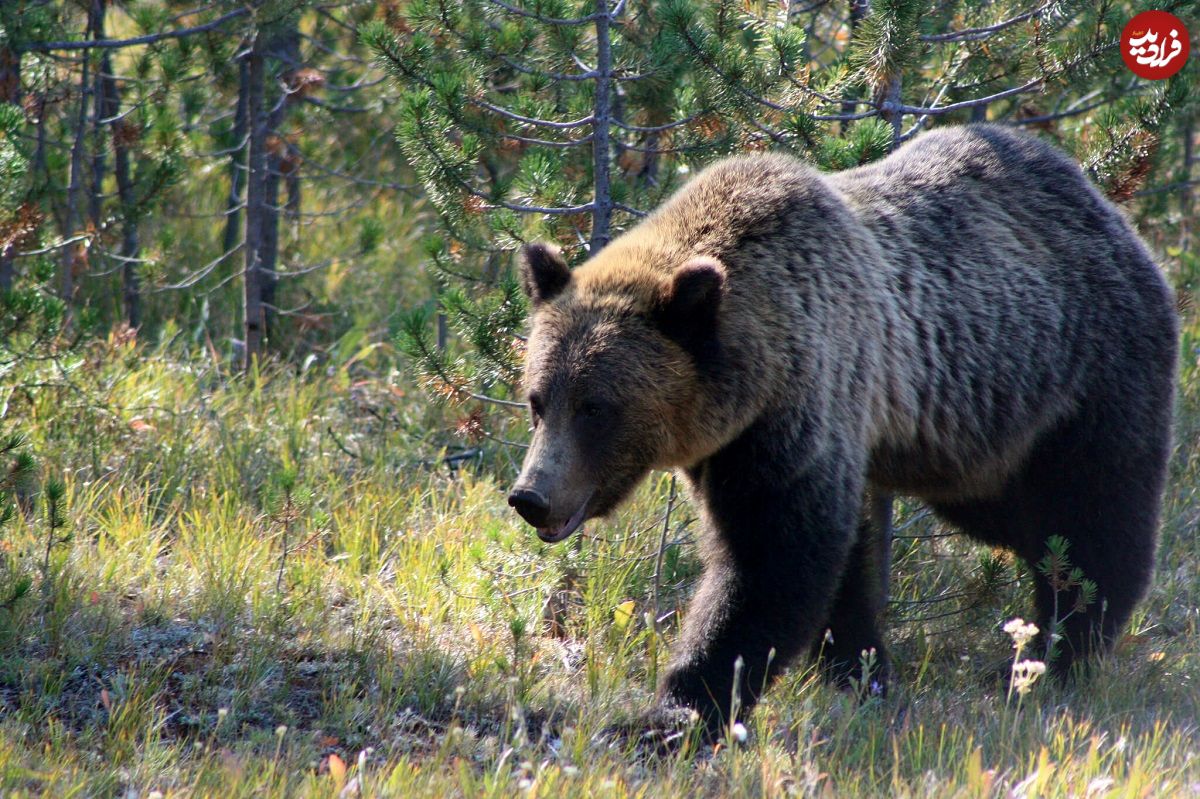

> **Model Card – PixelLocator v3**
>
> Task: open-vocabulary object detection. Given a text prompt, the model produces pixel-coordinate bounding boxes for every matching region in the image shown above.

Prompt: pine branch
[920,2,1053,43]
[612,114,706,133]
[812,108,880,122]
[473,101,595,130]
[371,36,595,131]
[485,130,594,148]
[670,24,787,113]
[151,240,245,292]
[13,235,92,259]
[1009,97,1113,127]
[787,75,877,110]
[499,54,598,81]
[18,8,252,53]
[483,0,606,26]
[406,113,594,216]
[619,139,722,154]
[891,77,1044,117]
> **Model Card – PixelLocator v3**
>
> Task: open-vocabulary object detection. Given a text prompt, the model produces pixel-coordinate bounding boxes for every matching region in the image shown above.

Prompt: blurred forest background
[1,0,1199,796]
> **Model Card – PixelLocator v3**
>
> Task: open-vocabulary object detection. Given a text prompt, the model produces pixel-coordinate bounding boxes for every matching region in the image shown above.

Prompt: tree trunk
[242,32,268,368]
[61,6,96,306]
[87,0,107,232]
[259,23,300,341]
[222,53,250,259]
[101,52,141,328]
[589,0,614,255]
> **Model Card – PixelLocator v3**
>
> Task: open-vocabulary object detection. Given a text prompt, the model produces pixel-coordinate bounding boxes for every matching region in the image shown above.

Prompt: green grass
[1,323,1199,798]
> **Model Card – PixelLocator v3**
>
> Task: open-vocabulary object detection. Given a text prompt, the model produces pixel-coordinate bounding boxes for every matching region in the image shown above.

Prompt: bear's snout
[508,487,551,527]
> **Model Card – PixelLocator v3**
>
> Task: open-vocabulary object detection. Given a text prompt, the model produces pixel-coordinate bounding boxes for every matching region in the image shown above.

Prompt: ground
[0,317,1198,798]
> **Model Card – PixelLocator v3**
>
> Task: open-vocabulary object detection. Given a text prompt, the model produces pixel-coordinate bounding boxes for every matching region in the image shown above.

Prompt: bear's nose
[508,488,551,527]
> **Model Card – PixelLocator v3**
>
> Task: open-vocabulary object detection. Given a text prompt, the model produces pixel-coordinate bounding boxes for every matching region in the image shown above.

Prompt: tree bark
[589,0,613,255]
[242,32,268,368]
[88,0,107,231]
[61,5,97,306]
[101,51,141,328]
[259,23,299,341]
[222,53,250,259]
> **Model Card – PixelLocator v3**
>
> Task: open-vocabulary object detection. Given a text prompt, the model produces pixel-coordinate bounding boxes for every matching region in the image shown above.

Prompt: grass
[0,318,1198,798]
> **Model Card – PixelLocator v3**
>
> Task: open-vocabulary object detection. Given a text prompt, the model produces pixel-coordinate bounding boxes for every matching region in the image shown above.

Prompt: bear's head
[508,241,726,543]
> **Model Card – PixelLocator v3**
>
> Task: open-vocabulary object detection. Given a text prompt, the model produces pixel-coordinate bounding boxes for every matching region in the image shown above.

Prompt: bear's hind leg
[1014,404,1169,675]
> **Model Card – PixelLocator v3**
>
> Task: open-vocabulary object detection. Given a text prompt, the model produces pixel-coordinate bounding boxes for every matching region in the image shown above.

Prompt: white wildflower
[1003,618,1040,651]
[1010,659,1047,697]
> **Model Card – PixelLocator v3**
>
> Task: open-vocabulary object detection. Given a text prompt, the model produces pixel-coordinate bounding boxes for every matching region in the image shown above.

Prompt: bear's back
[830,126,1176,497]
[835,124,1086,199]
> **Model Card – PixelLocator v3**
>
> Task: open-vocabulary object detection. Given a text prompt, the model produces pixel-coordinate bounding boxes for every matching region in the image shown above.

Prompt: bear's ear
[654,256,726,346]
[518,242,571,306]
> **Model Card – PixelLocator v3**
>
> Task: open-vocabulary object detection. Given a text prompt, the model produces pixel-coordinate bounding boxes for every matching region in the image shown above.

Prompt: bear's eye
[529,394,544,427]
[579,400,611,420]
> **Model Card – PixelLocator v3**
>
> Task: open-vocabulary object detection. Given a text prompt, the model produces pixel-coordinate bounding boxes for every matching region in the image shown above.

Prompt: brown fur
[510,124,1178,736]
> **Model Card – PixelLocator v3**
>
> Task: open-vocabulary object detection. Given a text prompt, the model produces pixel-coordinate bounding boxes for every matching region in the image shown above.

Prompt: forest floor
[1,314,1198,798]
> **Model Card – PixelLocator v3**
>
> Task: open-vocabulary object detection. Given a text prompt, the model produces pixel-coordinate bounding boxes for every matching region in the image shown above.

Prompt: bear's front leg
[660,440,864,738]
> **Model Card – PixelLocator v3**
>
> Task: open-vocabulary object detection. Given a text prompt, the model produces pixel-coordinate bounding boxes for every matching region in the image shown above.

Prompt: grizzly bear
[507,124,1178,735]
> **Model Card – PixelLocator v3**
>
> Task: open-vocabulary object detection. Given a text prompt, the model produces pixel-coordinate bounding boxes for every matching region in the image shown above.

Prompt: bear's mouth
[536,496,591,543]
